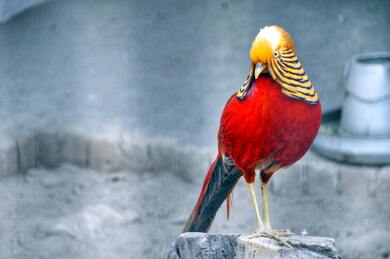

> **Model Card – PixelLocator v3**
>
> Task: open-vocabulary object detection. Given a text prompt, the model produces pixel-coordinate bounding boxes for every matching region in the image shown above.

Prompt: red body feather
[219,74,321,183]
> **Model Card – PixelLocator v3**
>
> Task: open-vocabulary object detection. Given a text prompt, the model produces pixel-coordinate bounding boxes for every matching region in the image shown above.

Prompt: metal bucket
[313,52,390,165]
[340,52,390,137]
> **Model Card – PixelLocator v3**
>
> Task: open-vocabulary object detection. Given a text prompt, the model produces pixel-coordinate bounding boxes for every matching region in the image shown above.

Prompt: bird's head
[237,25,318,104]
[250,25,295,73]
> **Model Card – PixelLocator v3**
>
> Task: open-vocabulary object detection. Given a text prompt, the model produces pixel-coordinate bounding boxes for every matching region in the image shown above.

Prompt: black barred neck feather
[268,47,319,105]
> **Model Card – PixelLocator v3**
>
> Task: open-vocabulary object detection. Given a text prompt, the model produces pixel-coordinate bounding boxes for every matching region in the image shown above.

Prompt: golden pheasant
[183,25,321,245]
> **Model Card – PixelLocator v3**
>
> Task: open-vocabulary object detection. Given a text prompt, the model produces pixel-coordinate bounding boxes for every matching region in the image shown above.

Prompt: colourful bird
[183,25,322,245]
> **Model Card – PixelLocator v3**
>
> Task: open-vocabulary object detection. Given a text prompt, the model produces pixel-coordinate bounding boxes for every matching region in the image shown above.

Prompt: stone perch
[168,233,340,259]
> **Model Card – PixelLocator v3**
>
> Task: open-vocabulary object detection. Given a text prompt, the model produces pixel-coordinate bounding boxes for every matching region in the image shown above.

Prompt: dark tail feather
[183,153,242,232]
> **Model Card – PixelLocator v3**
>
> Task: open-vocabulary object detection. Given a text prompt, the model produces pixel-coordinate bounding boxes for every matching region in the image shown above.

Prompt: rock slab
[169,233,340,259]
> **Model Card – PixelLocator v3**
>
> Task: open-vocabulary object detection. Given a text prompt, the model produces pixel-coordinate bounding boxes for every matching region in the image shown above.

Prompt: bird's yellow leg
[261,181,271,230]
[245,180,293,248]
[246,182,264,230]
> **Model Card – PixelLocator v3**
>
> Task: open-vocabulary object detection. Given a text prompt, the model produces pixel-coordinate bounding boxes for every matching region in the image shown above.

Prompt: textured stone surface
[0,133,18,177]
[14,130,36,173]
[35,130,62,168]
[120,134,206,181]
[169,233,340,259]
[0,123,210,179]
[59,131,89,167]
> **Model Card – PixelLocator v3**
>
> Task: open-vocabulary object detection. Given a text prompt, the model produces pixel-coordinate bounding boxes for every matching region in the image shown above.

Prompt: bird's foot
[245,229,294,248]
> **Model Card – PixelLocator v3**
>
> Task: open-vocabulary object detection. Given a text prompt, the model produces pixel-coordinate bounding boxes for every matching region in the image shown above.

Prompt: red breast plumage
[219,74,321,183]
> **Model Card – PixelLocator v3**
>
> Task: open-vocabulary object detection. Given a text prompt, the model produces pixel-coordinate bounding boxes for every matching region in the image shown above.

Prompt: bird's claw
[245,229,294,248]
[274,229,294,237]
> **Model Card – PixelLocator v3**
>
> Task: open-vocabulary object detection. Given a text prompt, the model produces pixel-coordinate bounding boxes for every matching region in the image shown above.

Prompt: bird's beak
[254,62,267,80]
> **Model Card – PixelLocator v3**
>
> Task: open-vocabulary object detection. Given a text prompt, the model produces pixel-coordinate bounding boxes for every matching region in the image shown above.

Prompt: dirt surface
[0,152,389,259]
[0,164,198,259]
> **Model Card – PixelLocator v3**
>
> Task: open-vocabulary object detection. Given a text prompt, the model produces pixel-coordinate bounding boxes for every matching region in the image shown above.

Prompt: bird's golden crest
[237,25,318,105]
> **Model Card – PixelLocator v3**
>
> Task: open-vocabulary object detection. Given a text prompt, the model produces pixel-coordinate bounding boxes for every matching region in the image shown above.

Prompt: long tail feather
[183,153,242,232]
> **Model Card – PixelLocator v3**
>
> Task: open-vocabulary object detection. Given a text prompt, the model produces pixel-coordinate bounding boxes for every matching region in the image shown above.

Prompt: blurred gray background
[0,0,389,146]
[0,1,389,259]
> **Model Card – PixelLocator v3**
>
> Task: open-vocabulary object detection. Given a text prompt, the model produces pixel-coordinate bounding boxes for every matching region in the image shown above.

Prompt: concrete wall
[0,0,389,146]
[0,0,50,22]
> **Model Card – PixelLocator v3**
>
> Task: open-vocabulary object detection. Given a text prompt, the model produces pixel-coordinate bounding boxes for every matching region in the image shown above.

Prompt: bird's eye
[273,51,279,58]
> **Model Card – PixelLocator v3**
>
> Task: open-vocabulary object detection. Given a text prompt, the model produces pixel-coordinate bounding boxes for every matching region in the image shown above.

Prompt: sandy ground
[0,152,389,259]
[0,164,196,259]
